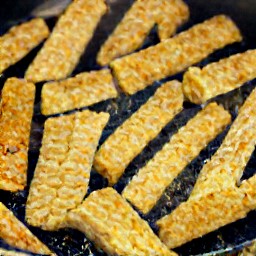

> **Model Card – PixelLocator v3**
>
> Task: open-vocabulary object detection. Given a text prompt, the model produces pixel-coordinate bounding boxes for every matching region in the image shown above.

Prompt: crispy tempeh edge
[0,18,49,74]
[0,78,35,192]
[0,202,53,255]
[190,87,256,199]
[183,49,256,104]
[26,110,109,231]
[41,69,118,115]
[110,15,242,95]
[25,0,107,83]
[157,174,256,249]
[93,80,184,185]
[122,102,231,214]
[66,187,176,256]
[97,0,189,66]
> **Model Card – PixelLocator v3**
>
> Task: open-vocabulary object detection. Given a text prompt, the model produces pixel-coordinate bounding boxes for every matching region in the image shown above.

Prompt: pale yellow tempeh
[66,188,176,256]
[0,18,49,74]
[41,69,118,115]
[183,49,256,104]
[26,110,109,231]
[25,0,107,83]
[157,174,256,249]
[190,87,256,199]
[0,202,52,255]
[97,0,189,66]
[122,102,231,214]
[0,78,35,192]
[93,80,184,185]
[111,15,242,95]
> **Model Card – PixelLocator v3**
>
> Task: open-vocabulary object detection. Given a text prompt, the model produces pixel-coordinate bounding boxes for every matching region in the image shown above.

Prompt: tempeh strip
[0,202,52,255]
[183,49,256,104]
[25,0,107,83]
[122,103,231,214]
[0,18,49,74]
[111,15,242,95]
[0,78,35,191]
[190,87,256,199]
[93,80,184,185]
[41,69,118,115]
[97,0,189,66]
[66,188,176,256]
[0,249,30,256]
[157,174,256,249]
[26,110,109,231]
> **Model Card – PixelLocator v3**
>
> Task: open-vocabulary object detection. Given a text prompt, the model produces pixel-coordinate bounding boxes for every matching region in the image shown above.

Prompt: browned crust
[25,0,107,83]
[93,80,184,185]
[26,110,109,231]
[66,188,176,256]
[41,69,117,115]
[111,15,242,95]
[122,102,231,214]
[0,78,35,191]
[0,18,49,74]
[0,203,52,255]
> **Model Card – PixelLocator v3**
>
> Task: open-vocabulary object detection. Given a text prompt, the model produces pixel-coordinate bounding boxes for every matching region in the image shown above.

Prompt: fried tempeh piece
[0,202,52,255]
[0,18,49,74]
[122,103,231,214]
[97,0,189,66]
[26,110,109,231]
[0,78,35,192]
[66,188,176,256]
[41,69,118,115]
[111,15,242,95]
[93,80,184,185]
[157,174,256,249]
[183,49,256,104]
[190,87,256,199]
[25,0,107,83]
[0,248,30,256]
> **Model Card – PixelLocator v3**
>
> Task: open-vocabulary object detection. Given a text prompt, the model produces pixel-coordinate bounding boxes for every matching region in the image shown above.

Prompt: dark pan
[0,0,255,255]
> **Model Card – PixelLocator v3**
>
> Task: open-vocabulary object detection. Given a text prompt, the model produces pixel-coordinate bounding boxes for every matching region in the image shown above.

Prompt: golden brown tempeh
[183,49,256,104]
[41,69,118,115]
[157,174,256,249]
[122,102,231,214]
[25,0,107,83]
[0,18,49,74]
[0,202,52,255]
[97,0,189,66]
[93,80,184,185]
[66,188,176,256]
[26,110,109,231]
[111,15,242,95]
[0,248,30,256]
[0,78,35,192]
[190,87,256,199]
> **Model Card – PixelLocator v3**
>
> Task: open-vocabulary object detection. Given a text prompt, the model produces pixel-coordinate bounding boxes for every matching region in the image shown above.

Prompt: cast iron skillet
[0,0,256,255]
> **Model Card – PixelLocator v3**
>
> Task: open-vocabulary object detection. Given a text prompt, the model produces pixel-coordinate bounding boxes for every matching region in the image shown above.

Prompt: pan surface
[0,0,256,255]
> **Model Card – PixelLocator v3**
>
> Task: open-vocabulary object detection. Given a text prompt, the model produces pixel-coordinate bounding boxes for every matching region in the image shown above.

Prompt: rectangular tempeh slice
[97,0,189,66]
[122,102,231,214]
[93,80,184,185]
[41,69,118,115]
[183,49,256,104]
[66,188,176,256]
[0,78,35,191]
[111,15,242,95]
[25,0,107,83]
[0,18,49,74]
[0,202,52,255]
[157,174,256,249]
[26,110,109,231]
[190,87,256,199]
